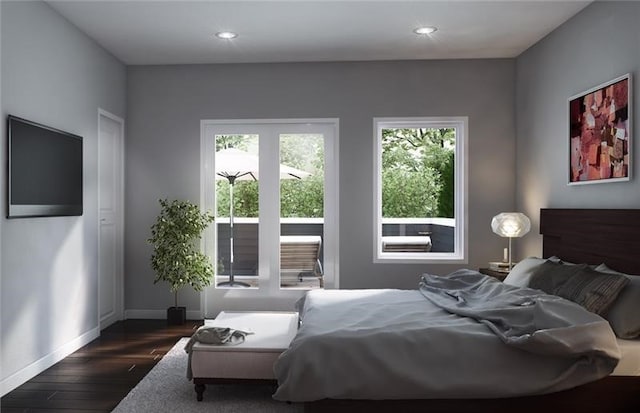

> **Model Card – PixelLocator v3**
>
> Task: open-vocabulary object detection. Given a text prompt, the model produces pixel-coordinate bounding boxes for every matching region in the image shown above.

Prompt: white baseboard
[1,326,100,397]
[124,309,203,320]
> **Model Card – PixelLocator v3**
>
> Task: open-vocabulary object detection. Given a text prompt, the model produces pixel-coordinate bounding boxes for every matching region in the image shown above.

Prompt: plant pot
[167,306,186,325]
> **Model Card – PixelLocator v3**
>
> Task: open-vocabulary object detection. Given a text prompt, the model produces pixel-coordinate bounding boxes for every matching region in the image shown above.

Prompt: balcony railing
[214,217,454,287]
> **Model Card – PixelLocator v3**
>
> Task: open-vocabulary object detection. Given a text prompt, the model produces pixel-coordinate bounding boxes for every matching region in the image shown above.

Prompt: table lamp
[491,212,531,270]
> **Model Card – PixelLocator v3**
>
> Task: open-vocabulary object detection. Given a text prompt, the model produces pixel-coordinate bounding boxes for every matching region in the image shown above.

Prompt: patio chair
[280,235,324,288]
[381,235,432,252]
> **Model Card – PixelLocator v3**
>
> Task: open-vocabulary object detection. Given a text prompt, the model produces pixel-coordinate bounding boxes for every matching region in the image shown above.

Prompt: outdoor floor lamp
[216,173,251,287]
[215,147,310,288]
[491,212,531,270]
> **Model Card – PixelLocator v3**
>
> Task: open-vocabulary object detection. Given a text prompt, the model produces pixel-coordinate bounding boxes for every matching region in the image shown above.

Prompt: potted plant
[148,199,215,325]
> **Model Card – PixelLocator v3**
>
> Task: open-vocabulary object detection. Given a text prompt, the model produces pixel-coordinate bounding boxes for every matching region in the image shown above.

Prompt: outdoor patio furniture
[280,235,323,287]
[381,235,432,252]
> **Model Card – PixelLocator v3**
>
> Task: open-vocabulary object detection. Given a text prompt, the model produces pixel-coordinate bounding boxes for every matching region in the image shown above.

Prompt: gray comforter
[273,270,620,401]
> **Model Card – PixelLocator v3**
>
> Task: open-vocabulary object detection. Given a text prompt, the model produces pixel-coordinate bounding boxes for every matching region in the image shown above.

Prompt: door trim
[98,108,125,329]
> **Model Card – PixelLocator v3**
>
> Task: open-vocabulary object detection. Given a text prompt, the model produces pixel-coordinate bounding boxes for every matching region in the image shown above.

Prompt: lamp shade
[491,212,531,238]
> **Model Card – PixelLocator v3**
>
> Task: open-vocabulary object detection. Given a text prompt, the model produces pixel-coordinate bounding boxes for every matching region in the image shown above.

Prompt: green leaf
[148,199,215,306]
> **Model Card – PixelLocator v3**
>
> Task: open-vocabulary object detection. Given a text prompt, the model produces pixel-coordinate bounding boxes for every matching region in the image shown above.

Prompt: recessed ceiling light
[413,26,437,35]
[215,31,238,40]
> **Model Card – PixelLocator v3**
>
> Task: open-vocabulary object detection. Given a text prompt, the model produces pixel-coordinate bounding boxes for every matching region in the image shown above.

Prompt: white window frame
[373,117,468,264]
[200,119,339,314]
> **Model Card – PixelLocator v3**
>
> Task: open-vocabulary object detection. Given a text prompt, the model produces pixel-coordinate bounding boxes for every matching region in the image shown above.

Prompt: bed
[274,209,640,412]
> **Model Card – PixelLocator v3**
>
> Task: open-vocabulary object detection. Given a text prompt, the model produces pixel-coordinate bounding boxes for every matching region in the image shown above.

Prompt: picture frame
[568,73,631,185]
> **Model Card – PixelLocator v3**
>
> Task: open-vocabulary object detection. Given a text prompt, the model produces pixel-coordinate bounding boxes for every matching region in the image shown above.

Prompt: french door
[200,119,339,314]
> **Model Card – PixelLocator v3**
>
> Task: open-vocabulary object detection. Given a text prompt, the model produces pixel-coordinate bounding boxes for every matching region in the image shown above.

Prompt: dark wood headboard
[540,208,640,275]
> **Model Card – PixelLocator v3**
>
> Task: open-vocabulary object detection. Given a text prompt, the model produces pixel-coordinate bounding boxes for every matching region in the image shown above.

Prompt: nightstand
[478,267,509,281]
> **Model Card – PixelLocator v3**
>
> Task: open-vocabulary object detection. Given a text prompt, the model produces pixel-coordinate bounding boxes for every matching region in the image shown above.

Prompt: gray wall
[516,1,640,257]
[126,59,516,313]
[0,1,126,393]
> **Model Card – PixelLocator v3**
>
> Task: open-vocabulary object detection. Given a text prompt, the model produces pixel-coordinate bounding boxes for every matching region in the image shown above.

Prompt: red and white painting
[569,74,631,184]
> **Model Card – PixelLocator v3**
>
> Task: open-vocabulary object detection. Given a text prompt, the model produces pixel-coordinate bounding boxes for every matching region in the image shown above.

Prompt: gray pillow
[595,264,640,339]
[528,260,587,294]
[554,267,629,316]
[503,257,545,287]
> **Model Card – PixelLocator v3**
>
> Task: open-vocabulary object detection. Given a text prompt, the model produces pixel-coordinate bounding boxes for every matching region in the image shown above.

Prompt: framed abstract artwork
[568,73,631,185]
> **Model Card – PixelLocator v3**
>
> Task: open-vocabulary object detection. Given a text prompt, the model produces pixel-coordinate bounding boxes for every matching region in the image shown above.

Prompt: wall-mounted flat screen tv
[7,115,83,218]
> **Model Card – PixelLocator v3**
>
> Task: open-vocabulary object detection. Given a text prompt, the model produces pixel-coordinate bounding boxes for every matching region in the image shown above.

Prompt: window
[201,119,339,294]
[373,117,467,263]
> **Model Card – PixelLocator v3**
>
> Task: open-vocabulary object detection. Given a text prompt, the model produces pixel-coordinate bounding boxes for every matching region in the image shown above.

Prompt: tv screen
[7,115,83,218]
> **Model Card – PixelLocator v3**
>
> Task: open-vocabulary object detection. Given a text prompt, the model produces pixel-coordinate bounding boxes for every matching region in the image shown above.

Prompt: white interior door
[98,110,124,329]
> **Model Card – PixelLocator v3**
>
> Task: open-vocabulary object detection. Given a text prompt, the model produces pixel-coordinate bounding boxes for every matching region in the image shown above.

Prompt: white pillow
[503,257,545,287]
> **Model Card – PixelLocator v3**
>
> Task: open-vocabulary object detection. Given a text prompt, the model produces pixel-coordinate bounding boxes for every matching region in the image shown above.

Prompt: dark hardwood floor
[1,319,203,413]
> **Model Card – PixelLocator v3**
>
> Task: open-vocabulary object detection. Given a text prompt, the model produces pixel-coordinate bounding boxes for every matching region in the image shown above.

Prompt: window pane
[215,134,259,288]
[381,127,455,254]
[279,134,325,290]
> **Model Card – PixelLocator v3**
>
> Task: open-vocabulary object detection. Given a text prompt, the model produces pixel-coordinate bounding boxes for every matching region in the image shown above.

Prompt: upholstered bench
[190,311,298,401]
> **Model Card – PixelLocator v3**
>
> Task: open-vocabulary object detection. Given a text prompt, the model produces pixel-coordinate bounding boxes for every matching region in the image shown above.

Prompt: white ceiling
[46,0,591,66]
